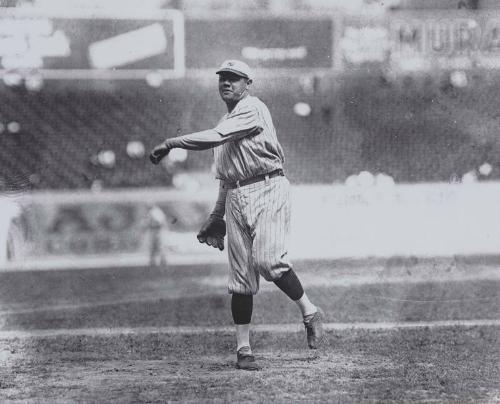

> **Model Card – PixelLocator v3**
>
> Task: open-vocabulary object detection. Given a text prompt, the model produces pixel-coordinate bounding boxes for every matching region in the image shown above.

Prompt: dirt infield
[1,325,499,402]
[0,257,499,402]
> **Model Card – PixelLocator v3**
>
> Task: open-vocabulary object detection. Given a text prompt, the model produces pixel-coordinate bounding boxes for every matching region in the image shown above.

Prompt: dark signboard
[186,17,334,69]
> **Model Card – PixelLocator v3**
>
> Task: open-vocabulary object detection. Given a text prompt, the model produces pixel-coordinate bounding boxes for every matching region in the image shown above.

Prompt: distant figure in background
[146,204,167,268]
[0,198,22,266]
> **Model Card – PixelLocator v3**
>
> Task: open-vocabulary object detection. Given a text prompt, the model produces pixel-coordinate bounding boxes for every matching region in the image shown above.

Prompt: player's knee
[253,257,272,280]
[255,260,288,283]
[253,248,291,281]
[259,269,277,282]
[228,280,259,295]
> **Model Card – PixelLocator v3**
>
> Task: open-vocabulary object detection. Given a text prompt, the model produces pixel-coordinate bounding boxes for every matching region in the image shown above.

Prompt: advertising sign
[186,17,333,69]
[389,10,500,71]
[0,8,185,79]
[339,16,389,70]
[23,202,143,256]
[9,190,213,265]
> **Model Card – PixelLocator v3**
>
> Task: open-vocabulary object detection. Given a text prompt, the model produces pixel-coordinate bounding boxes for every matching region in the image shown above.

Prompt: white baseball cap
[216,59,253,80]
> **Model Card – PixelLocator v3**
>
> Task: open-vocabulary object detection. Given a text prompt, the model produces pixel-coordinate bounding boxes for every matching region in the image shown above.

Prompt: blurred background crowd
[0,0,499,194]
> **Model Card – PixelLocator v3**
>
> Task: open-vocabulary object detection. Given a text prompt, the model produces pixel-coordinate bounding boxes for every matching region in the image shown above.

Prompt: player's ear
[246,79,253,87]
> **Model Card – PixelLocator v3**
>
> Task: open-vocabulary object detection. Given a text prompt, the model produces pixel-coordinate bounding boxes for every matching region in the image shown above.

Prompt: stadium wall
[2,181,500,270]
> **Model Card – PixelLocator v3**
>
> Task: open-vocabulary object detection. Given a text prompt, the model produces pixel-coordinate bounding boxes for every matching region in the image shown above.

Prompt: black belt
[224,169,284,189]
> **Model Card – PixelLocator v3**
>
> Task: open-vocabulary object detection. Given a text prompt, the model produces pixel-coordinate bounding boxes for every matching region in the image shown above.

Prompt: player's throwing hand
[197,216,226,251]
[149,141,171,165]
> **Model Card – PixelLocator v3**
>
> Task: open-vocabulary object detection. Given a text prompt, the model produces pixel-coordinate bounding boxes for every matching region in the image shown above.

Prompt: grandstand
[1,71,499,191]
[0,80,184,190]
[0,0,499,191]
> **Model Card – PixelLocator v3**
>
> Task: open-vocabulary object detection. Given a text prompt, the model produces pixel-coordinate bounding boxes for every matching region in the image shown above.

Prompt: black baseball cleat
[304,307,325,349]
[236,347,262,371]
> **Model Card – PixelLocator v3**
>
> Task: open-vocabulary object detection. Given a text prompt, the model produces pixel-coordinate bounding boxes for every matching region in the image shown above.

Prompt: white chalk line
[0,319,499,340]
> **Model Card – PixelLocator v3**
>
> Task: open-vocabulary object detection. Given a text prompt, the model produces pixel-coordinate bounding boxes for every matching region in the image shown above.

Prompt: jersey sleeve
[214,105,264,139]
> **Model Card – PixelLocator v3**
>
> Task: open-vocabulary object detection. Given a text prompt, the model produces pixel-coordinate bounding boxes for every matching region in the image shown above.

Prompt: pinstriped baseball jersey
[213,95,285,182]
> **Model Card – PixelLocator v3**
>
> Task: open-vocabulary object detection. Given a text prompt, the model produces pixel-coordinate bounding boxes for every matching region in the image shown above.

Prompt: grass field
[0,256,499,402]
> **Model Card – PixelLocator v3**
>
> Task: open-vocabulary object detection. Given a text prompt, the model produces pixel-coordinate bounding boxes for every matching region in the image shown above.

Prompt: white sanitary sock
[295,293,317,319]
[236,324,251,353]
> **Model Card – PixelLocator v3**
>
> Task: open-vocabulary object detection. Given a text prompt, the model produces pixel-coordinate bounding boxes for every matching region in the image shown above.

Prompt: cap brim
[215,68,249,79]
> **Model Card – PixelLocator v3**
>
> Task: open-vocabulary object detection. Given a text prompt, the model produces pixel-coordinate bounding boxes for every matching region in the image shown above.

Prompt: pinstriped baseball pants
[225,175,292,295]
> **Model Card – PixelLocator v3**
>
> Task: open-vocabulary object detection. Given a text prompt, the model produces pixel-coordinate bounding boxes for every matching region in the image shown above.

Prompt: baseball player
[146,204,167,268]
[150,60,324,370]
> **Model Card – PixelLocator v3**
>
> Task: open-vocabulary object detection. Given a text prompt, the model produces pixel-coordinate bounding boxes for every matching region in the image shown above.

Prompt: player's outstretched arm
[149,106,263,165]
[149,129,223,164]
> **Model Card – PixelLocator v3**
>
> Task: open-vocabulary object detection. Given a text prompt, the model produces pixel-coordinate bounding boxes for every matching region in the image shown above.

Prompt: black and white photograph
[0,0,499,402]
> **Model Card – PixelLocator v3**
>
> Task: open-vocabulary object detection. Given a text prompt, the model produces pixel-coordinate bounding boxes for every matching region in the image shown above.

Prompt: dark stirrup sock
[231,293,253,324]
[273,269,304,301]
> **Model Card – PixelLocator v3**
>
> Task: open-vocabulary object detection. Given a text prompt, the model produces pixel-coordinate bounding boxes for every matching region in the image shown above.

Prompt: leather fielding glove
[197,216,226,251]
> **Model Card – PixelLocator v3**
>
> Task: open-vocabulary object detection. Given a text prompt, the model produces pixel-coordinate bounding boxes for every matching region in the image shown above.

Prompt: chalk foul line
[0,319,499,339]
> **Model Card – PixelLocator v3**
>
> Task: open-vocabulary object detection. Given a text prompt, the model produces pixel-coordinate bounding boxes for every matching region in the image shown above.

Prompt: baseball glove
[197,216,226,251]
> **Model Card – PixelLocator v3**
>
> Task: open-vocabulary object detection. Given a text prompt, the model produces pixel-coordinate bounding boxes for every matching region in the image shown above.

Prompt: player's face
[218,73,250,103]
